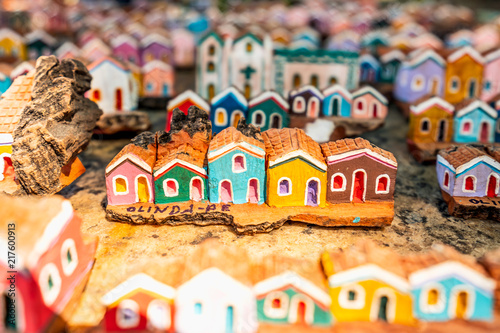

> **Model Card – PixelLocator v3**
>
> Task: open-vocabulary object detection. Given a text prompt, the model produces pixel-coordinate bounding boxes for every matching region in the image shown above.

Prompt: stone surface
[11,55,102,195]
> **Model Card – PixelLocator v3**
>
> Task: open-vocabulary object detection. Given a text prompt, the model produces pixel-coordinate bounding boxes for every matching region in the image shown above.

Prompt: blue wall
[210,93,248,133]
[453,108,497,143]
[323,93,351,117]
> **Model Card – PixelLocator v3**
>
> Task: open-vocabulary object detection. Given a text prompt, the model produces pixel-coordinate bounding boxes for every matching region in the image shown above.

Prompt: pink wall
[481,58,500,102]
[351,94,387,119]
[143,67,174,97]
[106,162,154,205]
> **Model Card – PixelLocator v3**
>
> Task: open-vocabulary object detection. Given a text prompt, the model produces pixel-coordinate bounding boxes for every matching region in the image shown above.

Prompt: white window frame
[448,285,475,320]
[147,299,171,330]
[38,263,62,306]
[369,287,397,323]
[189,176,205,201]
[420,117,431,134]
[338,283,366,309]
[277,177,292,196]
[460,120,473,135]
[330,95,342,116]
[292,96,306,113]
[112,175,129,196]
[263,291,289,319]
[304,177,321,206]
[375,174,391,194]
[232,154,247,173]
[419,282,446,314]
[252,110,266,127]
[214,107,228,126]
[449,76,461,93]
[486,173,500,197]
[163,178,179,197]
[288,294,315,325]
[117,299,140,329]
[246,178,260,203]
[331,173,346,192]
[350,169,367,202]
[443,171,451,190]
[230,110,244,127]
[60,238,78,276]
[411,74,425,92]
[462,175,477,193]
[219,179,234,203]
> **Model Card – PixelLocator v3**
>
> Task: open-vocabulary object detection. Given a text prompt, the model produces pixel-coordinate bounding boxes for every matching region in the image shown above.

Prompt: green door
[226,306,234,333]
[378,296,389,321]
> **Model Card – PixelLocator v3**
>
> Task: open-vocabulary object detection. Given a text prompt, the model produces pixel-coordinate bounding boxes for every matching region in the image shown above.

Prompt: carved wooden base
[105,201,394,234]
[442,191,500,220]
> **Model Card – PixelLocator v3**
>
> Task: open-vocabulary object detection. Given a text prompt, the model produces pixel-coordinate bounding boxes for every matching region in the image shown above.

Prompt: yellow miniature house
[321,241,415,326]
[262,128,327,208]
[0,28,27,60]
[408,96,455,144]
[444,46,484,105]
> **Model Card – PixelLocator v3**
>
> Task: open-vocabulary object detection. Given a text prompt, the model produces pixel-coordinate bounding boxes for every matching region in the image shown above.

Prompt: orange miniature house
[408,96,455,144]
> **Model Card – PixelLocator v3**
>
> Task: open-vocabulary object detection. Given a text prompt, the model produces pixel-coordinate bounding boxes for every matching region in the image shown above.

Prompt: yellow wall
[408,106,454,144]
[267,157,326,207]
[0,145,12,155]
[329,280,415,326]
[445,55,483,104]
[0,38,27,60]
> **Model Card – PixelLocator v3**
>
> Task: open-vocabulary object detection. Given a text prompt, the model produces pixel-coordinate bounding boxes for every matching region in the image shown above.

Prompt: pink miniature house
[172,29,195,68]
[142,60,175,98]
[111,34,140,66]
[105,133,156,206]
[481,49,500,102]
[351,86,388,119]
[0,195,97,332]
[81,38,112,63]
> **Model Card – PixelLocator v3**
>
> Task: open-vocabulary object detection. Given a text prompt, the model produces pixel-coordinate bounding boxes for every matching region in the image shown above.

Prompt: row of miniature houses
[166,85,388,133]
[106,118,397,209]
[408,96,500,145]
[393,46,500,106]
[98,239,499,333]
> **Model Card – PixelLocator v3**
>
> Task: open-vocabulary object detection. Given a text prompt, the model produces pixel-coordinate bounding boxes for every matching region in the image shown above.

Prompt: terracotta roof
[262,128,324,164]
[321,138,396,164]
[209,126,265,152]
[326,240,407,278]
[106,142,156,174]
[401,244,489,276]
[155,132,208,171]
[438,144,495,169]
[0,70,34,134]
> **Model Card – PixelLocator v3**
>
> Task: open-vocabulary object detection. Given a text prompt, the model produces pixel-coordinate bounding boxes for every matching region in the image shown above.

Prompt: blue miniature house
[210,87,248,133]
[453,100,498,143]
[0,73,11,95]
[359,54,381,83]
[322,85,352,117]
[207,127,266,204]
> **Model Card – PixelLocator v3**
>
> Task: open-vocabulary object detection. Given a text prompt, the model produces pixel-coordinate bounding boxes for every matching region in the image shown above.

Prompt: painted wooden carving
[359,53,381,84]
[210,87,248,133]
[25,30,56,60]
[248,91,290,131]
[0,195,97,332]
[351,86,388,119]
[437,144,500,220]
[139,32,173,66]
[0,28,27,61]
[453,99,498,144]
[110,33,141,66]
[141,60,175,98]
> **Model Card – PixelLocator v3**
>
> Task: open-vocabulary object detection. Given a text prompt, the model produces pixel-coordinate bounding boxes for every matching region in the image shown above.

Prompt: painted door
[247,179,259,203]
[437,120,446,142]
[137,176,150,202]
[115,88,123,111]
[244,83,251,99]
[208,84,215,100]
[226,306,234,333]
[456,292,468,319]
[297,302,306,325]
[487,175,498,197]
[162,84,169,97]
[480,122,490,143]
[468,79,477,98]
[378,296,389,321]
[270,114,281,128]
[232,111,242,127]
[220,181,233,203]
[372,103,379,118]
[306,180,319,206]
[331,97,339,116]
[191,178,203,201]
[431,77,440,95]
[352,171,365,203]
[307,97,320,118]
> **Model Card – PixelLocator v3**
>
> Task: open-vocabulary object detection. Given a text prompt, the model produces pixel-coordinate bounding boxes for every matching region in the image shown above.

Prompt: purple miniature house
[140,32,173,66]
[111,34,141,66]
[288,85,324,118]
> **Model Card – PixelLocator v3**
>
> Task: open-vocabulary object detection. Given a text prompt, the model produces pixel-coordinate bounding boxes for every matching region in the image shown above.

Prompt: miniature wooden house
[0,28,26,61]
[379,49,405,84]
[248,91,290,131]
[437,145,500,199]
[359,54,381,83]
[408,97,455,144]
[394,50,446,104]
[412,33,444,51]
[196,31,225,100]
[139,33,173,66]
[0,195,97,332]
[321,241,415,325]
[210,87,248,133]
[321,138,397,204]
[360,31,389,53]
[171,29,195,68]
[87,57,134,113]
[101,273,175,332]
[288,85,324,118]
[110,34,140,66]
[444,47,485,105]
[141,60,175,98]
[262,128,327,207]
[81,38,112,62]
[166,90,210,132]
[25,30,56,60]
[0,72,11,95]
[207,126,266,204]
[351,86,388,119]
[55,41,81,60]
[405,245,495,322]
[453,100,497,143]
[10,61,35,80]
[446,30,473,49]
[154,132,209,205]
[322,84,352,117]
[481,49,500,102]
[253,257,332,327]
[105,133,156,206]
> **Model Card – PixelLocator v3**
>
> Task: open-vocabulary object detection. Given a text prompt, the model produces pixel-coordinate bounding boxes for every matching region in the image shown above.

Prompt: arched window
[92,89,101,101]
[207,62,215,72]
[293,74,301,88]
[209,45,215,55]
[464,176,476,192]
[443,171,450,188]
[117,299,140,329]
[113,176,128,195]
[376,175,390,194]
[252,110,265,127]
[264,291,289,319]
[215,107,227,126]
[310,74,318,87]
[449,77,460,92]
[147,300,171,330]
[246,42,252,52]
[428,289,439,305]
[411,75,425,91]
[163,179,179,197]
[331,173,346,192]
[293,97,306,113]
[461,120,472,134]
[420,118,430,133]
[330,77,338,85]
[356,100,365,113]
[233,154,246,172]
[278,177,292,196]
[60,238,78,276]
[39,263,62,306]
[270,113,282,128]
[208,84,215,100]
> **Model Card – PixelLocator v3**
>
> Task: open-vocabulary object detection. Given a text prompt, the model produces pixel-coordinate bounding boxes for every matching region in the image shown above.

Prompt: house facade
[210,87,248,133]
[111,34,140,66]
[288,85,323,118]
[481,49,500,102]
[322,84,352,117]
[247,91,289,131]
[321,138,397,204]
[142,60,175,98]
[359,54,381,83]
[166,90,210,131]
[140,33,173,66]
[351,86,388,119]
[196,31,225,100]
[453,100,497,143]
[0,28,26,61]
[408,97,455,144]
[25,29,56,60]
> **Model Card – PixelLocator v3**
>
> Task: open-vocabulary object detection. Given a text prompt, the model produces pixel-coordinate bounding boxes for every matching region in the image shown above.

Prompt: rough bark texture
[237,117,263,142]
[11,56,102,195]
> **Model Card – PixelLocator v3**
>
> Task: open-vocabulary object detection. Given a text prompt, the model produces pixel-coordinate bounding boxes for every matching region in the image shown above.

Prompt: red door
[220,181,233,203]
[115,88,123,111]
[191,178,203,201]
[487,175,498,198]
[2,156,14,178]
[352,171,365,203]
[480,122,489,143]
[372,103,378,118]
[248,179,259,203]
[297,302,306,325]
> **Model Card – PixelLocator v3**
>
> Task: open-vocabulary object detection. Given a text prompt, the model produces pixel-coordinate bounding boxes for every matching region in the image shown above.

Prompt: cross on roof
[240,65,256,80]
